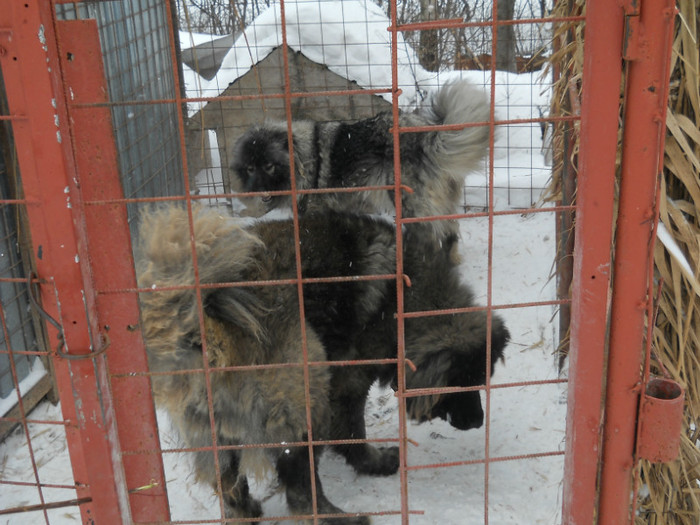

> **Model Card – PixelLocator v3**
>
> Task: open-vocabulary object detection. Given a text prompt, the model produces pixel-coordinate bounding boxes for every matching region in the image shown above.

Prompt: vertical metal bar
[485,3,500,522]
[54,19,170,522]
[0,1,130,523]
[561,1,625,523]
[278,1,323,521]
[161,0,232,519]
[598,1,676,523]
[388,1,410,523]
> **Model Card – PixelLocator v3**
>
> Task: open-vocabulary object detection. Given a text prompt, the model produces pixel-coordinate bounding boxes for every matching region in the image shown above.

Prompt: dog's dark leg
[329,373,399,476]
[190,433,262,521]
[277,444,369,525]
[219,451,263,520]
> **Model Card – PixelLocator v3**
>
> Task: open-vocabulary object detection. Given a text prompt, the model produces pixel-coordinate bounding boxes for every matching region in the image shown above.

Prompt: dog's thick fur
[137,205,509,517]
[136,205,369,524]
[230,80,490,238]
[292,215,509,474]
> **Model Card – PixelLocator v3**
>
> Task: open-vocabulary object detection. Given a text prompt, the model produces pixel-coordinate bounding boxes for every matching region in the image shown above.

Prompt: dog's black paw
[223,496,263,523]
[348,445,399,476]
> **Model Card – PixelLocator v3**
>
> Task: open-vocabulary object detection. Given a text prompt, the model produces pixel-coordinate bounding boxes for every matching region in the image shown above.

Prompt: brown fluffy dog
[136,205,368,524]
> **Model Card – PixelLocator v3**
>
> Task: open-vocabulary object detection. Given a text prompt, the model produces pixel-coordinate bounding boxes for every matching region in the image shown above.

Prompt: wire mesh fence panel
[0,0,681,524]
[1,1,568,523]
[56,0,185,232]
[0,69,53,437]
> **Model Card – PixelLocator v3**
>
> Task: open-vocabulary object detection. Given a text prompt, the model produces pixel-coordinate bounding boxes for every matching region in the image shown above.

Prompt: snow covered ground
[1,190,564,524]
[1,1,565,523]
[0,207,564,524]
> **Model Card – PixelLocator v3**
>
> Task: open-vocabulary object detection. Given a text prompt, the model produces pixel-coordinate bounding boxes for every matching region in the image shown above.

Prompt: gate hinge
[621,0,642,61]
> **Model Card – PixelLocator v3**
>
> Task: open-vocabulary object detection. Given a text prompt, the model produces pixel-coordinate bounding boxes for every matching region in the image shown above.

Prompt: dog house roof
[184,0,433,115]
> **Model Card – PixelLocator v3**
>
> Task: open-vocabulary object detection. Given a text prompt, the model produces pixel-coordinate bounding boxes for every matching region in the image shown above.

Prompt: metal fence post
[598,0,677,522]
[54,18,171,522]
[0,3,138,522]
[562,1,625,523]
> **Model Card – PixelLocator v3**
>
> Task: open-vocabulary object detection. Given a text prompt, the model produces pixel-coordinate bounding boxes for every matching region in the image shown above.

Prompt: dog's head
[403,315,509,431]
[230,126,292,209]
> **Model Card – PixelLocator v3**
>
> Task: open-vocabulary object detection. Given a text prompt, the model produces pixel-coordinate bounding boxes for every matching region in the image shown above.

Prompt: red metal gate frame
[1,3,126,522]
[564,0,677,523]
[562,1,625,522]
[0,0,678,523]
[0,3,169,523]
[54,18,172,523]
[598,0,676,522]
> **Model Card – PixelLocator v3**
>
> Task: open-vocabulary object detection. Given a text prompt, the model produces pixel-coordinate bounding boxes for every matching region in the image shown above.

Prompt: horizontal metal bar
[396,15,586,33]
[67,86,393,110]
[0,497,92,517]
[408,450,566,472]
[0,480,84,490]
[109,357,404,379]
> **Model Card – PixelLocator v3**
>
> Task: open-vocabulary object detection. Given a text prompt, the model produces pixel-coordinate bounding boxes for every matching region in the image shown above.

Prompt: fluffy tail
[419,80,491,178]
[136,204,267,350]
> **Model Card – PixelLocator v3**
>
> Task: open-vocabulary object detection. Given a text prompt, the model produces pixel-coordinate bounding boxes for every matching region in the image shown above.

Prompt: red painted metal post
[598,0,676,523]
[0,3,129,523]
[561,1,625,523]
[0,13,92,518]
[55,19,171,522]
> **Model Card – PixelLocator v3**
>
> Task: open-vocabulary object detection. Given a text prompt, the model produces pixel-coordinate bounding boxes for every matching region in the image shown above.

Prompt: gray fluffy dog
[230,80,490,239]
[136,204,508,522]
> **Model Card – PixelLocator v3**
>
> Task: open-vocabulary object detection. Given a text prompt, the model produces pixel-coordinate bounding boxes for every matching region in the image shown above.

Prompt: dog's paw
[350,445,399,476]
[224,496,263,522]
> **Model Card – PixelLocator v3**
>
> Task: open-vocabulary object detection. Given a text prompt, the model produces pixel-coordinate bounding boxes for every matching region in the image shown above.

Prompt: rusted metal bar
[561,1,626,523]
[53,18,170,522]
[0,2,129,522]
[387,1,412,523]
[483,3,502,521]
[158,0,235,519]
[409,450,566,472]
[278,0,324,520]
[0,497,92,517]
[0,479,82,490]
[598,0,676,523]
[396,15,587,33]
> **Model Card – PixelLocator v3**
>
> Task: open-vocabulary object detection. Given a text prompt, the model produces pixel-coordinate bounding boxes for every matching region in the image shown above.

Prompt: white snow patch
[0,359,47,418]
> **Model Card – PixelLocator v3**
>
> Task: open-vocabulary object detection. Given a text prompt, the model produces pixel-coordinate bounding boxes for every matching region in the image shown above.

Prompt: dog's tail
[136,204,268,351]
[418,80,491,178]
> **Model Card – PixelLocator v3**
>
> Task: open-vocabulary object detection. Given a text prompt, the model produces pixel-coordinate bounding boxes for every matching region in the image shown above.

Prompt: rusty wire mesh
[0,1,576,523]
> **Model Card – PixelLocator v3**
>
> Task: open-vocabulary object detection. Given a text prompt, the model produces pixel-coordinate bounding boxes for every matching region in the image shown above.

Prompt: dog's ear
[490,316,509,371]
[205,288,269,342]
[405,350,487,430]
[410,347,491,431]
[404,349,452,421]
[407,348,453,390]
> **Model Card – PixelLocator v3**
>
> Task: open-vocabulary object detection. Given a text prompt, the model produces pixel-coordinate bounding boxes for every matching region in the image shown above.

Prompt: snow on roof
[192,0,433,113]
[179,30,220,49]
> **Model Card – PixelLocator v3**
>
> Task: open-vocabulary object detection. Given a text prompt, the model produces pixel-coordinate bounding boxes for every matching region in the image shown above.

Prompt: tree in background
[418,0,439,71]
[496,0,517,72]
[177,0,551,72]
[176,0,272,34]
